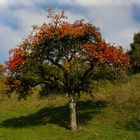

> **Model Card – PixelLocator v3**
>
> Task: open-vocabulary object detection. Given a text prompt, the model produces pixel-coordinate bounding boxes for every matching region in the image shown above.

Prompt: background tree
[128,32,140,73]
[5,9,129,131]
[0,64,8,95]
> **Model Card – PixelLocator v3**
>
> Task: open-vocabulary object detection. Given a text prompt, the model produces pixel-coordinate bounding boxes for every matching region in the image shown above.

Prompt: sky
[0,0,140,64]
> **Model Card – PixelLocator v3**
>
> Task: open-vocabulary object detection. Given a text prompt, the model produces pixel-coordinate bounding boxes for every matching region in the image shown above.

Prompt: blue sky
[0,0,140,64]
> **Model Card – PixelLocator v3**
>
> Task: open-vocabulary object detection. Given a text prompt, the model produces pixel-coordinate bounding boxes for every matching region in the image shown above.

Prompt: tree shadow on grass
[124,118,140,131]
[0,100,106,129]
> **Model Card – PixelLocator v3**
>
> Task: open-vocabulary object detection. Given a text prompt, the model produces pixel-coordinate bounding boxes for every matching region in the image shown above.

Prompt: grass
[0,74,140,140]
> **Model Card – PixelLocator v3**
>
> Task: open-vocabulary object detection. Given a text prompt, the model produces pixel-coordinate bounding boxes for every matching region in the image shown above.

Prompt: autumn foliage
[0,64,8,94]
[6,11,129,74]
[5,9,130,99]
[83,42,129,67]
[5,9,130,131]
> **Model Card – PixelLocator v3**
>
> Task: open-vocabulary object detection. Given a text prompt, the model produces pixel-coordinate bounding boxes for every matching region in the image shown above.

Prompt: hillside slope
[0,74,140,140]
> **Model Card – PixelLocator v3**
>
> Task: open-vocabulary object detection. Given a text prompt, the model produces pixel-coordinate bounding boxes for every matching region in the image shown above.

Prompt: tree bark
[69,94,77,131]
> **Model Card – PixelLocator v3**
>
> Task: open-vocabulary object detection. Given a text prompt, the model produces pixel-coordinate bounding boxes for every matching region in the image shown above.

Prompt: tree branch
[47,57,67,74]
[31,81,47,87]
[47,57,69,87]
[81,64,94,83]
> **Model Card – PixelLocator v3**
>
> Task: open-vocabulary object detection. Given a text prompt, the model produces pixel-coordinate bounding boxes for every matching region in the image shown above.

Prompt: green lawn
[0,74,140,140]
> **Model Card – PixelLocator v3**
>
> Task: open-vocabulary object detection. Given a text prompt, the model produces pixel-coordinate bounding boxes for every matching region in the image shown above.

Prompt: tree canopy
[5,9,129,131]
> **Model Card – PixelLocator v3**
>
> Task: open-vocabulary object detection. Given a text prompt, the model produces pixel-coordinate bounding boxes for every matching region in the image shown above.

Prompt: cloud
[0,0,46,63]
[0,0,140,64]
[86,4,140,49]
[57,0,140,49]
[58,0,114,6]
[0,0,8,7]
[0,23,21,63]
[57,0,140,6]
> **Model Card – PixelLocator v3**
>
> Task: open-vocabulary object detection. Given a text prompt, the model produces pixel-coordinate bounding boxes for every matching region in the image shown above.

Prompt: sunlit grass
[0,74,140,140]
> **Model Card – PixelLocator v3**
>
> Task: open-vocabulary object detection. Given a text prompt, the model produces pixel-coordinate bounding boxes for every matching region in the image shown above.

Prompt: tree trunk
[69,95,77,131]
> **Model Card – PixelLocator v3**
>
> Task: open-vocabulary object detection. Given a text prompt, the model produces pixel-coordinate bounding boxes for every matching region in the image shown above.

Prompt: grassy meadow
[0,74,140,140]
